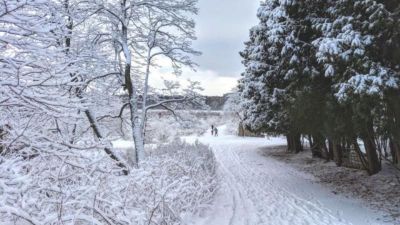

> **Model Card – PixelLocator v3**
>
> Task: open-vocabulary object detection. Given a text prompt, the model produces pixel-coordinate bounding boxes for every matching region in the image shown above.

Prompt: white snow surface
[183,126,388,225]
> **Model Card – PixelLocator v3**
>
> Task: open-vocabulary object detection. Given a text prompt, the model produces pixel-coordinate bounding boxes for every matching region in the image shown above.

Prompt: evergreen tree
[313,0,400,174]
[240,0,400,174]
[239,0,304,152]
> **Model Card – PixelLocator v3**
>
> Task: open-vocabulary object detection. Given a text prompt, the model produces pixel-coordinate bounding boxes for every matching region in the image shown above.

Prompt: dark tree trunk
[287,133,302,153]
[385,90,400,167]
[390,138,400,165]
[85,111,129,175]
[238,122,245,137]
[353,138,369,171]
[395,142,400,166]
[382,138,388,159]
[362,137,381,175]
[293,133,303,153]
[332,140,343,166]
[0,126,5,154]
[286,135,292,152]
[328,139,334,160]
[311,134,328,159]
[393,133,400,168]
[361,122,381,175]
[308,135,313,149]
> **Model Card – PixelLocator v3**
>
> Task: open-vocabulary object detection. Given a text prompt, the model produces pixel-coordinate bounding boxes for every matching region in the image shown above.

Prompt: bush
[144,110,225,144]
[0,140,217,225]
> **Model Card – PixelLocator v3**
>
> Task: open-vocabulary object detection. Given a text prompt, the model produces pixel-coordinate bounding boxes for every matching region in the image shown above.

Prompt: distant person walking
[211,125,214,136]
[214,127,218,137]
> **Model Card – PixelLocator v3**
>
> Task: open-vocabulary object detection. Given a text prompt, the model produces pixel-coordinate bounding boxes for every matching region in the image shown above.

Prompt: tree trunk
[131,115,145,166]
[362,137,381,175]
[293,133,303,153]
[332,140,343,167]
[382,138,388,159]
[62,1,128,174]
[121,17,145,167]
[140,51,152,141]
[238,122,245,137]
[311,134,327,159]
[308,135,313,149]
[0,126,5,154]
[85,110,128,175]
[328,139,334,160]
[286,135,292,152]
[385,90,400,167]
[287,133,302,153]
[390,138,400,166]
[395,142,400,167]
[353,138,369,171]
[361,122,381,175]
[124,61,144,167]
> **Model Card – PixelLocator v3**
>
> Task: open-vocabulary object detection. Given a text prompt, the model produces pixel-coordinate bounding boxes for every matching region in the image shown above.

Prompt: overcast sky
[150,0,260,96]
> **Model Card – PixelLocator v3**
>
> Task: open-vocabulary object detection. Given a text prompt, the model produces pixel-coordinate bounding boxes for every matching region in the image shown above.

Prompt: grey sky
[151,0,260,96]
[194,0,260,77]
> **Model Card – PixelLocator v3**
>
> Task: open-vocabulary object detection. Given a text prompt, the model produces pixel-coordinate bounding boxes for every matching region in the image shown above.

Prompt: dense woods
[239,0,400,175]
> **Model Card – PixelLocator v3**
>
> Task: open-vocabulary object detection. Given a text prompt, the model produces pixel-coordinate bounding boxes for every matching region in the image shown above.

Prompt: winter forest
[239,0,400,176]
[1,0,400,225]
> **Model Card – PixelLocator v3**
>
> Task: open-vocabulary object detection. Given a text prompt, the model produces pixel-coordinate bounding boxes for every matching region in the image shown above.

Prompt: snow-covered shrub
[145,113,181,144]
[222,92,244,136]
[0,140,217,225]
[144,110,225,144]
[222,115,240,136]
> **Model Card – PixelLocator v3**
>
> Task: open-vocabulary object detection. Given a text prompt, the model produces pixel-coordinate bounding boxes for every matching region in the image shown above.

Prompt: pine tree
[239,1,303,152]
[240,0,400,174]
[312,0,400,174]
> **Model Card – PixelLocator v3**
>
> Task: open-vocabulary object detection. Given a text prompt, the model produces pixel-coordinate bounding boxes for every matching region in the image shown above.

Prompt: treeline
[238,0,400,175]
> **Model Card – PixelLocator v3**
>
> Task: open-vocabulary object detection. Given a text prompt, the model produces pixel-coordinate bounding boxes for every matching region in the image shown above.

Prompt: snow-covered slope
[183,126,389,225]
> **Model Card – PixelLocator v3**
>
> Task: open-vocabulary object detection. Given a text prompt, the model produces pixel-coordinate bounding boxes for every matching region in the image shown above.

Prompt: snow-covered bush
[222,116,240,136]
[223,92,243,136]
[144,110,225,144]
[0,140,217,225]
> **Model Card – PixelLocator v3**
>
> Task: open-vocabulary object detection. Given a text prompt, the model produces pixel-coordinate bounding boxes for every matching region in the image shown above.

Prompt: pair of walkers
[211,125,218,136]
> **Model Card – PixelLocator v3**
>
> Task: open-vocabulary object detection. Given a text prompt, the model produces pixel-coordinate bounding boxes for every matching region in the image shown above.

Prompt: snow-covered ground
[262,145,400,223]
[183,126,389,225]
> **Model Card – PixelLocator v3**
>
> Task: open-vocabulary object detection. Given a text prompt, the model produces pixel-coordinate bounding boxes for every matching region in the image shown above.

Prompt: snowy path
[184,126,388,225]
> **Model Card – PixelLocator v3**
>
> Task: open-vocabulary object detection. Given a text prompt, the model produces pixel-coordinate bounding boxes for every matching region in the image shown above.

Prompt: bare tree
[0,0,202,170]
[0,0,83,156]
[98,0,200,167]
[60,0,129,174]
